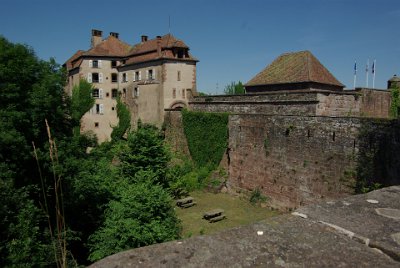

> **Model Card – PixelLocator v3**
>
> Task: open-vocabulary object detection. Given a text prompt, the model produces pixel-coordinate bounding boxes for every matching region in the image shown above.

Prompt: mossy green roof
[246,51,344,88]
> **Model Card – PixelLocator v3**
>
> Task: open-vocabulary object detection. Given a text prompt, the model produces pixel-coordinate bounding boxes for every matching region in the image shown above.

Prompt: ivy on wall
[389,86,400,118]
[181,109,229,168]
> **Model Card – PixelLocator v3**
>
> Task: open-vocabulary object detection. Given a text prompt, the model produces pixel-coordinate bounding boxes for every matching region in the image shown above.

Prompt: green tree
[111,97,131,142]
[224,81,245,95]
[0,36,71,266]
[118,123,170,186]
[87,178,181,262]
[390,85,400,118]
[71,79,95,136]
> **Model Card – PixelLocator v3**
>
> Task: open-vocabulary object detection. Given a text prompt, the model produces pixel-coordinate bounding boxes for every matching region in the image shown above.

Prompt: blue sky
[1,0,399,93]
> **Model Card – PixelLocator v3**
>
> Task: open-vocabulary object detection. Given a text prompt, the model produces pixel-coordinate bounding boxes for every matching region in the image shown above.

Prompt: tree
[223,81,245,95]
[87,178,180,262]
[71,79,95,136]
[111,97,131,142]
[118,123,170,186]
[0,36,71,266]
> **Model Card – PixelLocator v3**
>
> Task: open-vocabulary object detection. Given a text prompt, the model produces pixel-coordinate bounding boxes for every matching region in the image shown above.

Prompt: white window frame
[87,73,92,83]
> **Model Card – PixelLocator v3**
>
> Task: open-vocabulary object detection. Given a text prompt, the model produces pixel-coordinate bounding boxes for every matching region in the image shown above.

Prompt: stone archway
[170,101,187,110]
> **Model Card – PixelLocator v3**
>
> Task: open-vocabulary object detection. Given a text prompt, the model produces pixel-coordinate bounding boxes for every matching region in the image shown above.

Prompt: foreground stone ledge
[90,186,400,267]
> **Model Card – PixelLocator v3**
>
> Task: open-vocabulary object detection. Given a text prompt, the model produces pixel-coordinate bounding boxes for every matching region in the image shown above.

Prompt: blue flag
[354,61,357,75]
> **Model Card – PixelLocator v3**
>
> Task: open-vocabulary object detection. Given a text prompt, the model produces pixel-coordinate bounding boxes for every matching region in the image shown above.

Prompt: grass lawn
[174,190,280,238]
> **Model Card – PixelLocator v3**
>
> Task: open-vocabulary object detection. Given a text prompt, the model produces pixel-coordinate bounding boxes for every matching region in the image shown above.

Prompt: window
[111,73,118,83]
[94,122,99,127]
[92,88,103,98]
[123,88,126,98]
[95,104,104,114]
[134,71,141,81]
[111,89,118,99]
[133,87,139,98]
[177,71,181,81]
[182,89,185,99]
[89,60,102,68]
[122,73,127,82]
[148,69,154,80]
[111,60,117,68]
[91,73,102,83]
[173,88,176,99]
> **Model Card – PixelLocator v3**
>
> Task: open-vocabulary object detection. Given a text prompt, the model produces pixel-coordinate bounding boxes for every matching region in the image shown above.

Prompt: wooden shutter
[99,104,104,114]
[89,60,93,68]
[98,60,102,68]
[146,70,149,80]
[153,69,156,80]
[87,73,92,83]
[139,71,142,81]
[99,73,103,83]
[99,88,103,99]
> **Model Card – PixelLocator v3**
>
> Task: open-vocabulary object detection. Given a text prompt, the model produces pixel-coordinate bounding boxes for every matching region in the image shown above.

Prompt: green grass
[175,191,280,238]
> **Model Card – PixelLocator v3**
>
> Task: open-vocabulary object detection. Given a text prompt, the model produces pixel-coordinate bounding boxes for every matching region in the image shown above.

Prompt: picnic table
[203,209,226,222]
[176,196,196,208]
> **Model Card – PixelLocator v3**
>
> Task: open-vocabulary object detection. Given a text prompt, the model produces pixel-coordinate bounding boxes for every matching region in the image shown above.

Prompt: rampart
[228,114,360,209]
[190,88,391,118]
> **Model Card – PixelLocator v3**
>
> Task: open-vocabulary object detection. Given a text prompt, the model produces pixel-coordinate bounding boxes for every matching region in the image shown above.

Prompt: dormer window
[111,60,117,68]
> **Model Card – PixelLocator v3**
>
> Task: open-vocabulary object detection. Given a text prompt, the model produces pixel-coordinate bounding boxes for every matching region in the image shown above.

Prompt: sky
[1,0,399,94]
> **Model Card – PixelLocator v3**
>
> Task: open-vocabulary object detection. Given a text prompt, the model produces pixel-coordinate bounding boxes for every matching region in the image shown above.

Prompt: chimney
[91,29,103,48]
[141,35,148,42]
[110,32,119,39]
[156,36,162,57]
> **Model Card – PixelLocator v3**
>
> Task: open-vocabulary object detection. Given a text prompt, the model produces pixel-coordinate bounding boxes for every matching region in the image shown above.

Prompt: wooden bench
[203,209,226,222]
[176,197,196,208]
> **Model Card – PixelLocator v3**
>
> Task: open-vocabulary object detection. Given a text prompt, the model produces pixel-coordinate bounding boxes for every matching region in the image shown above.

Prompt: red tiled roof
[246,51,344,87]
[84,35,131,57]
[124,34,197,65]
[64,50,84,69]
[128,34,188,56]
[64,33,196,70]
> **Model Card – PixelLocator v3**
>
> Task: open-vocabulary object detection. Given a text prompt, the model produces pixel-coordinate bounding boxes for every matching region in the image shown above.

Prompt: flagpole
[366,59,369,88]
[353,61,357,89]
[372,60,376,89]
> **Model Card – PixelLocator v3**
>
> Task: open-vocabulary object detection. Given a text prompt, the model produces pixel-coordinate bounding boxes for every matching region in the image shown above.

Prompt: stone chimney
[157,36,162,57]
[91,29,103,48]
[141,35,148,42]
[110,32,119,39]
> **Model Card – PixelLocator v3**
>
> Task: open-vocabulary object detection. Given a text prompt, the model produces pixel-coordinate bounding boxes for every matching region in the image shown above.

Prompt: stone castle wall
[190,88,391,119]
[228,114,360,210]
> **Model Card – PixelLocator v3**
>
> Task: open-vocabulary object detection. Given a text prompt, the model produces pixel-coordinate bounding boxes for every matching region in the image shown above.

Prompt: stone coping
[89,186,400,267]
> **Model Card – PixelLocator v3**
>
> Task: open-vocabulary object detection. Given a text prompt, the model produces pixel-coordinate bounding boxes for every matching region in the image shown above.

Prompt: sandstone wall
[190,92,319,115]
[228,114,360,210]
[358,88,391,118]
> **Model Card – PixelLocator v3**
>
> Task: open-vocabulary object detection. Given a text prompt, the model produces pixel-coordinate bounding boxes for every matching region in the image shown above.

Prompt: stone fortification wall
[163,111,191,157]
[316,91,361,116]
[357,88,391,118]
[190,89,390,118]
[228,114,360,210]
[190,91,319,115]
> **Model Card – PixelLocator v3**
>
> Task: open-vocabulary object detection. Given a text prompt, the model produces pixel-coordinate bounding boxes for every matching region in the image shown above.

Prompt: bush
[88,179,181,262]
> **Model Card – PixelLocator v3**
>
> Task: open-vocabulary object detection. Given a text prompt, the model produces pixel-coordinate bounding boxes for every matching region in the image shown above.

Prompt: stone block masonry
[228,114,361,210]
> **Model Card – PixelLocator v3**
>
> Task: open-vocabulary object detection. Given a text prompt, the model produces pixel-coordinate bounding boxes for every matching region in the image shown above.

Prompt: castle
[65,31,399,209]
[64,29,197,142]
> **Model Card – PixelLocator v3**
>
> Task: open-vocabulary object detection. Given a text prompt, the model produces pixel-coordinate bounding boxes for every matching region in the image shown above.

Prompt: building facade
[64,30,198,142]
